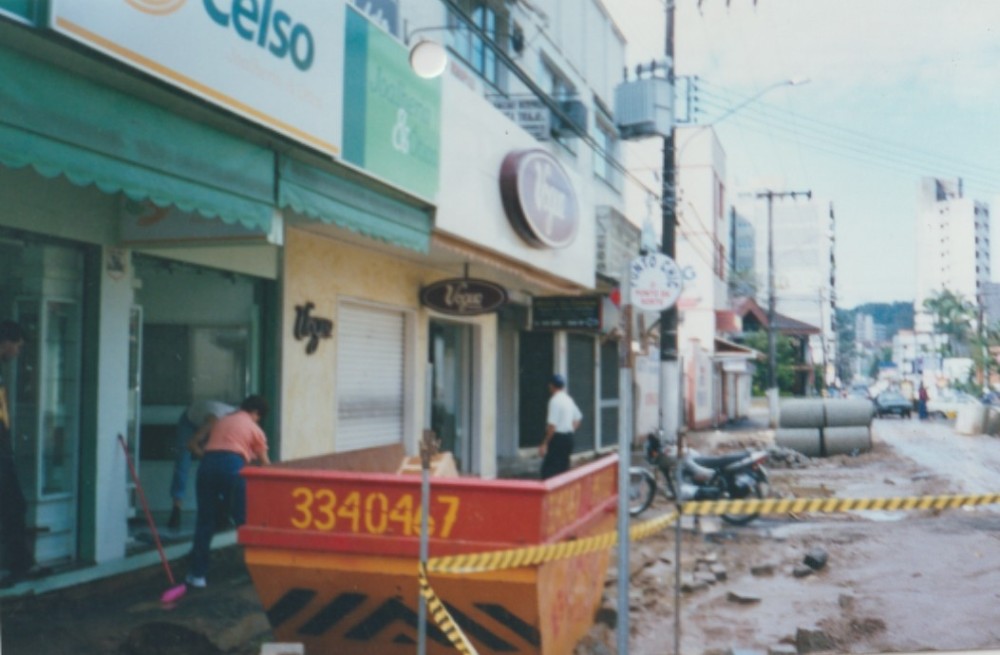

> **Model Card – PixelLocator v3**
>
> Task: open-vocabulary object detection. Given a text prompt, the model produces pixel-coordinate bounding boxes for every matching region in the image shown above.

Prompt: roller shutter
[336,303,406,452]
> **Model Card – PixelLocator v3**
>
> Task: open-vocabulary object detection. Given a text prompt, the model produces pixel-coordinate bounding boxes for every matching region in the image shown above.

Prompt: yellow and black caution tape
[681,492,1000,518]
[417,492,1000,653]
[418,561,478,655]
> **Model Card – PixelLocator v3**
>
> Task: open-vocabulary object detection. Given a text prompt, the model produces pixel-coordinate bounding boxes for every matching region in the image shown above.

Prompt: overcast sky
[603,0,1000,309]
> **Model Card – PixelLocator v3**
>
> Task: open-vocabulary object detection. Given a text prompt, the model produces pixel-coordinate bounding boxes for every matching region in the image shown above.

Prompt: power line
[695,84,1000,193]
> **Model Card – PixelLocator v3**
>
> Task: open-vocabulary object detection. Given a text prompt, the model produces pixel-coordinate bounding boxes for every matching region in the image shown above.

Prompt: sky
[603,0,1000,309]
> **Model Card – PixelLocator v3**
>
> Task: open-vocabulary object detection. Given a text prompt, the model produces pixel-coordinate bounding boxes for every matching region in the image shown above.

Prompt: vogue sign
[499,149,579,249]
[420,279,508,316]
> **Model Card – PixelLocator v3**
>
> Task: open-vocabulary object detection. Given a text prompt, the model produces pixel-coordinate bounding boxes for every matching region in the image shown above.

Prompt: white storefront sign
[629,253,683,311]
[50,0,345,157]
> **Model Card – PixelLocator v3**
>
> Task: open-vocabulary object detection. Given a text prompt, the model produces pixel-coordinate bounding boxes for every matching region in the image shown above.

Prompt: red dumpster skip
[239,448,618,655]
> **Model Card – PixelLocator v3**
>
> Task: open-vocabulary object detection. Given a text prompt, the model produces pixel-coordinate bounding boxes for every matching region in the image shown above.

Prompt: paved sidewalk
[0,545,270,655]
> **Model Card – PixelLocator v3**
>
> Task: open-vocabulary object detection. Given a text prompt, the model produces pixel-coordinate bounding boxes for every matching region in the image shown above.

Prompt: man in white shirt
[539,374,582,479]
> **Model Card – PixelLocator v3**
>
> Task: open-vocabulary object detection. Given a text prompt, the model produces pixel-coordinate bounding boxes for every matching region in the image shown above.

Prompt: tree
[923,289,975,357]
[743,331,799,396]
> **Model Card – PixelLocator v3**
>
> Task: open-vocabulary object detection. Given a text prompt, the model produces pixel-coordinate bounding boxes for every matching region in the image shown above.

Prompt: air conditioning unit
[550,99,587,138]
[614,77,672,139]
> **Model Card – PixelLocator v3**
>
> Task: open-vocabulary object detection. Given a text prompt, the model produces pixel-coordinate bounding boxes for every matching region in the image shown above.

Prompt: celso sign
[50,0,345,156]
[202,0,315,71]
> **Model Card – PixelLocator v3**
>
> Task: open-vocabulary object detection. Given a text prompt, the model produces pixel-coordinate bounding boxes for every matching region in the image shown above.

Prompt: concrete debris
[726,589,762,604]
[728,649,766,655]
[803,548,829,571]
[709,563,728,581]
[766,446,813,469]
[681,574,710,593]
[767,645,797,655]
[792,565,814,578]
[695,571,719,585]
[750,563,776,577]
[593,606,617,629]
[795,627,836,653]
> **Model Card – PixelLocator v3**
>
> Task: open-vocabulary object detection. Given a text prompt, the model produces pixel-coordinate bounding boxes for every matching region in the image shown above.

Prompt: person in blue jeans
[185,395,270,588]
[168,400,235,530]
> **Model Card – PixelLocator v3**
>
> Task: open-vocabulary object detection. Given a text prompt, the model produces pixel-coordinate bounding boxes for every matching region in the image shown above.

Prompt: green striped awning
[0,45,274,231]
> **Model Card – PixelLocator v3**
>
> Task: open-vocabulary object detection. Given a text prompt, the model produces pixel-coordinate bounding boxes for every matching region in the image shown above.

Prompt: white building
[734,192,836,385]
[675,125,755,427]
[915,177,990,323]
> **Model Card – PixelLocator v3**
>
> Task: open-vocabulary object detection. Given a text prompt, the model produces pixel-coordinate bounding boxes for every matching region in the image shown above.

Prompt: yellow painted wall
[281,227,498,477]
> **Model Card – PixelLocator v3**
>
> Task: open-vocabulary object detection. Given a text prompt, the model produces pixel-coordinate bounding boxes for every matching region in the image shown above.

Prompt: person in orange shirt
[185,394,270,588]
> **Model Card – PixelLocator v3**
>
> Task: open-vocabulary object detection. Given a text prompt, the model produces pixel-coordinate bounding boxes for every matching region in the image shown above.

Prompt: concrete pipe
[955,404,987,436]
[985,407,1000,436]
[823,399,875,428]
[823,426,872,456]
[775,428,822,457]
[778,399,825,429]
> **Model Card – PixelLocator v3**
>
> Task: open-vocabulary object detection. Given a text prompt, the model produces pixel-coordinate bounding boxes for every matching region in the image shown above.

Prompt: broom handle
[118,434,176,586]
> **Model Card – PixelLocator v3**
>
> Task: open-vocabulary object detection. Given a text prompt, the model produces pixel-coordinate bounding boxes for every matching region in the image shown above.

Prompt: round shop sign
[420,278,508,316]
[499,149,580,249]
[629,253,683,311]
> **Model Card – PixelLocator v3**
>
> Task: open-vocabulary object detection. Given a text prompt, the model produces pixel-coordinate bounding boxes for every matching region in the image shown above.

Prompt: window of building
[593,116,620,190]
[449,0,507,89]
[539,57,579,154]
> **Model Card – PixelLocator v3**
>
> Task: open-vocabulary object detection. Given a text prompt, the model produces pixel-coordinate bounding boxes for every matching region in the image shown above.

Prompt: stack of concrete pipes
[775,398,874,457]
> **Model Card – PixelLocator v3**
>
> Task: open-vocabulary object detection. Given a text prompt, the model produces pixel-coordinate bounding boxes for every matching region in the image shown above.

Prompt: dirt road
[581,417,1000,655]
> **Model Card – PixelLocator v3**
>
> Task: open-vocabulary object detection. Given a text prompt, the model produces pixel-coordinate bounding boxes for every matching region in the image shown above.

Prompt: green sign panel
[343,6,441,201]
[1,0,38,23]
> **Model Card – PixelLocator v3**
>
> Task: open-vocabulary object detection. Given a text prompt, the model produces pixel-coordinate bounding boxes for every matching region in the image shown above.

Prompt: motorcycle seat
[691,451,751,469]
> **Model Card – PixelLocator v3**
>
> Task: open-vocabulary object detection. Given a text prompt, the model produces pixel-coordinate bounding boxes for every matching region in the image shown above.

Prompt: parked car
[874,391,912,418]
[927,390,980,419]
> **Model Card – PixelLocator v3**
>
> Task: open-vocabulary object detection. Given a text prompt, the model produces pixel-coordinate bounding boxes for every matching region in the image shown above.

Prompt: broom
[118,434,187,604]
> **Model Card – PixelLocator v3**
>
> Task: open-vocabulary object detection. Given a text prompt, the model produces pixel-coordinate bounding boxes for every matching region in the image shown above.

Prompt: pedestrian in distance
[185,394,270,589]
[539,374,582,480]
[917,382,929,420]
[0,320,34,588]
[168,399,236,531]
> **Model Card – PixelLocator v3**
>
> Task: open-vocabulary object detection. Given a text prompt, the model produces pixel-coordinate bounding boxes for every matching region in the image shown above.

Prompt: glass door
[14,296,81,565]
[429,321,472,472]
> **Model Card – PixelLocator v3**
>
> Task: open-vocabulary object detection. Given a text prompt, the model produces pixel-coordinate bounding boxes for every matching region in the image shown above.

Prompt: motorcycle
[628,431,770,525]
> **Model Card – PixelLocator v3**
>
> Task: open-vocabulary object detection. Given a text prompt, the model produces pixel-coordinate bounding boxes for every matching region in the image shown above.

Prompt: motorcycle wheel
[721,468,769,526]
[628,467,656,516]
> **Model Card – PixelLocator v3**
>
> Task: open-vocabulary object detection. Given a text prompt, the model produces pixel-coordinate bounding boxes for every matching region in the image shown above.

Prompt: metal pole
[658,5,683,655]
[616,271,634,655]
[418,430,438,655]
[757,189,811,420]
[766,191,777,403]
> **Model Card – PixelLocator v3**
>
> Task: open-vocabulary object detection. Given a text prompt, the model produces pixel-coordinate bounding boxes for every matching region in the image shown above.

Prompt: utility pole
[757,189,811,424]
[660,3,679,443]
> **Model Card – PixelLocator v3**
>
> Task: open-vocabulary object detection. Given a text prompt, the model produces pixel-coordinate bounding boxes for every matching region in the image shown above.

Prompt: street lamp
[708,77,810,126]
[405,26,452,78]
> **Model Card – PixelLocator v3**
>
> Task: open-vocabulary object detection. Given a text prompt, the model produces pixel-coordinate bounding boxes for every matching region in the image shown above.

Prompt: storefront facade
[0,0,629,591]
